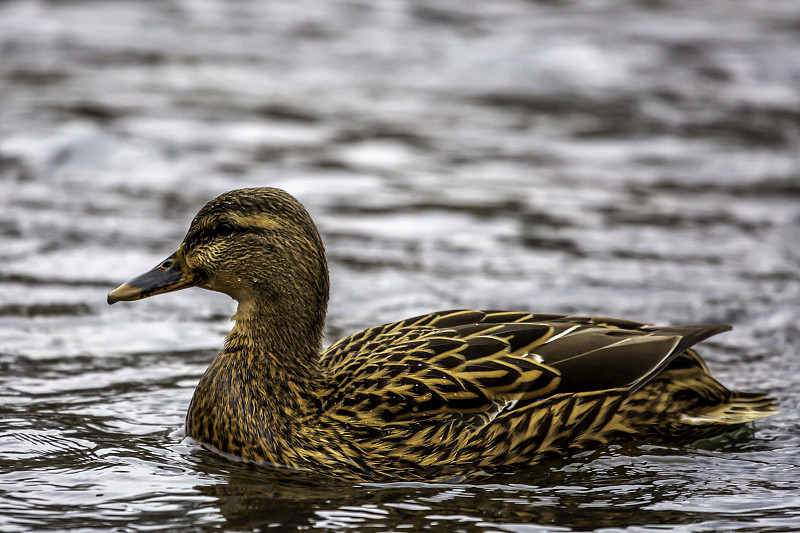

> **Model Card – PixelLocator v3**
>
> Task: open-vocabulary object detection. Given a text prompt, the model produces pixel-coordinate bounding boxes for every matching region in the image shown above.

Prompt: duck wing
[533,321,731,393]
[319,310,729,430]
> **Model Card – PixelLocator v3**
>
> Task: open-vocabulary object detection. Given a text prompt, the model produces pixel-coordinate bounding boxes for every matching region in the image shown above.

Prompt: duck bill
[107,245,199,304]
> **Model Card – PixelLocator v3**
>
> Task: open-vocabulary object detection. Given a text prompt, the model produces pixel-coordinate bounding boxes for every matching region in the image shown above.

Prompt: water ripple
[2,0,800,531]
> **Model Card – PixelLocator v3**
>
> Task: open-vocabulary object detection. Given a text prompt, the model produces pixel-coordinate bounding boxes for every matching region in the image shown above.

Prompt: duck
[107,187,777,481]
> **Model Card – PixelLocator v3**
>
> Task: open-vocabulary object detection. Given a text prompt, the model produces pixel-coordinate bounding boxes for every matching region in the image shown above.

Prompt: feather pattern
[107,188,778,481]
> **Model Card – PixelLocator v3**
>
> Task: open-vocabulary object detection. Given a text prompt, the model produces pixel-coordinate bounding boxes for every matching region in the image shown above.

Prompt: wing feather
[319,310,731,432]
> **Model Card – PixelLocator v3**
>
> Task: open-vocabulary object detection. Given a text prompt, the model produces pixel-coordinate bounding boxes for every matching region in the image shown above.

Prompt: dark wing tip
[643,323,732,356]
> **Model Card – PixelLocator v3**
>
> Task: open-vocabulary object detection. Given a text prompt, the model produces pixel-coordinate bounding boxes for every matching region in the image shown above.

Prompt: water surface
[1,0,800,531]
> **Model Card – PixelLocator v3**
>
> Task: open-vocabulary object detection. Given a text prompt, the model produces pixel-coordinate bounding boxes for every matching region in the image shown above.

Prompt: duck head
[108,188,330,337]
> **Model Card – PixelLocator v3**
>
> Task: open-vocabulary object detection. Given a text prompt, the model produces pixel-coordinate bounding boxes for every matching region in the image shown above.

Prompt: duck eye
[216,223,234,237]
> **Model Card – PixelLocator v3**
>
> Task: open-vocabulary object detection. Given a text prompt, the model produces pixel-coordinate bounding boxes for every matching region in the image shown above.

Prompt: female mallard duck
[108,187,776,481]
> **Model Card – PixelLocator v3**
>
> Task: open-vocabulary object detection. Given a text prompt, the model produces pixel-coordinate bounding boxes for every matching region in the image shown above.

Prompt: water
[1,0,800,531]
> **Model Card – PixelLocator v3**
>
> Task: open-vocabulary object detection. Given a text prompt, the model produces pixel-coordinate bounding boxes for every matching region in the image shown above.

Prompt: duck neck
[186,294,327,462]
[224,296,325,411]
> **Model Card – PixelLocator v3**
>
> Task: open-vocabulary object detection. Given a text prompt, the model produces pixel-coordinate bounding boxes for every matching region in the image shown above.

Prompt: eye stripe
[183,214,284,254]
[184,221,251,253]
[184,227,225,252]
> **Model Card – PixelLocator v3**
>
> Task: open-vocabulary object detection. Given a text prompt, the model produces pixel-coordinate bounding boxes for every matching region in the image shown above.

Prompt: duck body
[108,188,777,481]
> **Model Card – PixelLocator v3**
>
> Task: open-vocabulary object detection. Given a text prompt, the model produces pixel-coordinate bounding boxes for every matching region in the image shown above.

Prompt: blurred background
[1,1,799,531]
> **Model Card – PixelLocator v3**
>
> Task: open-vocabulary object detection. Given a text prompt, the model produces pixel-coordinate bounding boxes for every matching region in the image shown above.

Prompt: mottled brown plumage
[108,187,777,481]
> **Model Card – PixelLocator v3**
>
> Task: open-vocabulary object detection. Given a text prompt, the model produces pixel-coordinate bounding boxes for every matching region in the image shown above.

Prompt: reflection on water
[2,0,800,531]
[176,439,800,531]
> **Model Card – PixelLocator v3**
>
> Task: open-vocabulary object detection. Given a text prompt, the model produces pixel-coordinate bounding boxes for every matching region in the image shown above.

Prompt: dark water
[2,0,800,531]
